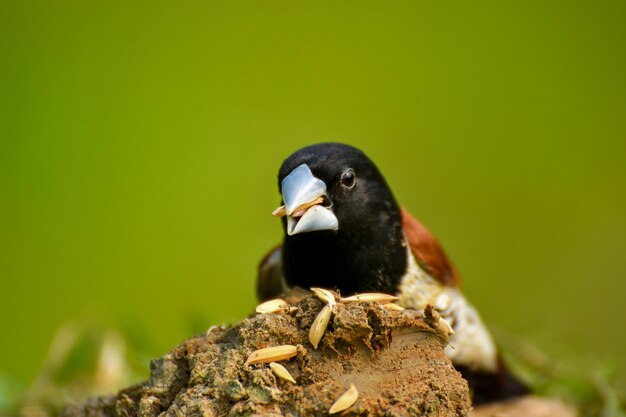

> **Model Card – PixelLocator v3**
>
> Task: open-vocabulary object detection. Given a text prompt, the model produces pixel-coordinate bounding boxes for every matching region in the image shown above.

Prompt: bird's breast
[397,246,498,373]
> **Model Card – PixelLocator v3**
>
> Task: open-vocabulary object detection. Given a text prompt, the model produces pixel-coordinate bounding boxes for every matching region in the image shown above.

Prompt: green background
[1,0,625,388]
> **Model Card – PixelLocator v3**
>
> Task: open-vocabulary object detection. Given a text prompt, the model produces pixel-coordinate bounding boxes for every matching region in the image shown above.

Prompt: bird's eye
[340,169,356,189]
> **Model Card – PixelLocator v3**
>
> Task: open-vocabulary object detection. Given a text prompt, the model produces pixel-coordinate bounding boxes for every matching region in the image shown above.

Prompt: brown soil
[61,289,576,417]
[61,288,471,417]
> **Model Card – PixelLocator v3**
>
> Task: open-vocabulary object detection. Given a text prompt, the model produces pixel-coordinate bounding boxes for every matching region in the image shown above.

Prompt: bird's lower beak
[272,164,339,236]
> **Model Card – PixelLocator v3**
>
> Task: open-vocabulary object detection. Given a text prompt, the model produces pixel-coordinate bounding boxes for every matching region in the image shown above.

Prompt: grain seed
[255,299,288,314]
[269,362,296,384]
[272,205,286,217]
[310,287,336,306]
[329,383,359,414]
[309,304,332,349]
[438,317,455,336]
[340,293,399,304]
[272,197,323,217]
[244,345,298,366]
[384,303,405,311]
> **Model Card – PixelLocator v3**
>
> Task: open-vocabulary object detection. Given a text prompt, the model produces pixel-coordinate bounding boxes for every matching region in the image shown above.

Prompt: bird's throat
[282,221,407,296]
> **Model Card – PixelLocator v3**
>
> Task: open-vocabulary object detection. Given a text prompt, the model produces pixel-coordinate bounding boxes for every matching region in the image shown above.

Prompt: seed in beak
[272,196,324,218]
[272,205,287,217]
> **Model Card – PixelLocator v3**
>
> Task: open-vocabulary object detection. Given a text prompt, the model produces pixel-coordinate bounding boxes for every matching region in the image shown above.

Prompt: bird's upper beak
[272,164,339,235]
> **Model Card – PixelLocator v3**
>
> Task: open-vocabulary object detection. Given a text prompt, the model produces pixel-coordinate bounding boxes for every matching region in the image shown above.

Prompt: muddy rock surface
[62,288,471,417]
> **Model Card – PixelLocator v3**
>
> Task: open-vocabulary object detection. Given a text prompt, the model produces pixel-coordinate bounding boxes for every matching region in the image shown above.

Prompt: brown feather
[401,208,461,287]
[256,244,286,301]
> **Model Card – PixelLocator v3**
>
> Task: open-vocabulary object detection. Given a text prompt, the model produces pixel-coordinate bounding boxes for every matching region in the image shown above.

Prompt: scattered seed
[309,304,332,349]
[269,362,296,384]
[340,293,399,304]
[255,299,288,314]
[329,383,359,414]
[244,345,298,366]
[438,317,455,336]
[310,287,336,305]
[384,303,405,311]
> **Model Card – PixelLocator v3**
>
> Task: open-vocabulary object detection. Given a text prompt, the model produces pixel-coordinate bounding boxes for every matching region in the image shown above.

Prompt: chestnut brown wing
[401,208,461,287]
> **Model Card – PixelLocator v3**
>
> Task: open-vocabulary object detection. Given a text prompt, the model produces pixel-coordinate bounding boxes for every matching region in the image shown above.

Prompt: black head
[273,143,407,295]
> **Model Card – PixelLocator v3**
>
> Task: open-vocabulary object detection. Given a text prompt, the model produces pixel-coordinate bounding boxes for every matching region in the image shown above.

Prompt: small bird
[258,143,527,404]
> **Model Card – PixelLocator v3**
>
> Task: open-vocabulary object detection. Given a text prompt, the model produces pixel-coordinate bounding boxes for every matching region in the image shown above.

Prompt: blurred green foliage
[498,328,626,417]
[1,0,625,412]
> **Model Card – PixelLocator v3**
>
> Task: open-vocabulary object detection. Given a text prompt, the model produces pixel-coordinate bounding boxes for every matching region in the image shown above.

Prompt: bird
[257,142,527,404]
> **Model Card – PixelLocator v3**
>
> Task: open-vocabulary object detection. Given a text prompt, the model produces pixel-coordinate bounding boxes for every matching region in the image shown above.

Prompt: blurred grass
[0,324,146,417]
[498,328,626,417]
[0,1,625,414]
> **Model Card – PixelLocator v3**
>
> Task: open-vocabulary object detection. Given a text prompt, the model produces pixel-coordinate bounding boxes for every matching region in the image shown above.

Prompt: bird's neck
[282,214,407,296]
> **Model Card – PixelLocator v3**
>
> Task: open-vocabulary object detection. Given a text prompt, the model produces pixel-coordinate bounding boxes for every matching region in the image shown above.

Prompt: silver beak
[273,164,339,236]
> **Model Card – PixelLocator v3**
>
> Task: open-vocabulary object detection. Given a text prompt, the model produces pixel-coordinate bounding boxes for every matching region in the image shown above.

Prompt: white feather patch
[397,245,498,372]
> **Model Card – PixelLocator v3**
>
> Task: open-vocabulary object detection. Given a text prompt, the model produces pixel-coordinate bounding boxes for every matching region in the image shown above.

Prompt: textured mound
[62,288,471,417]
